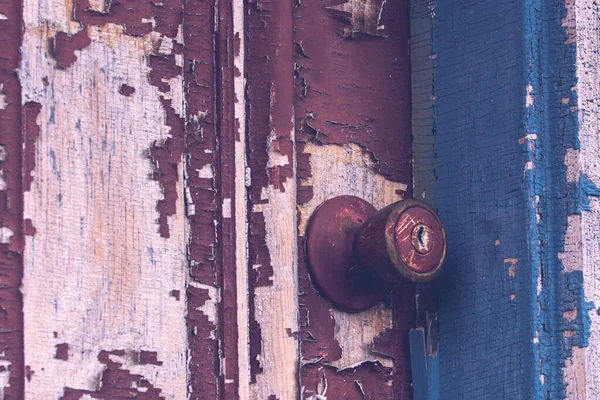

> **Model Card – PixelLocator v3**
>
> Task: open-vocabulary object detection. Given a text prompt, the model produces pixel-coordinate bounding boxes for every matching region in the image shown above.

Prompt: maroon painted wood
[294,0,414,398]
[0,0,25,396]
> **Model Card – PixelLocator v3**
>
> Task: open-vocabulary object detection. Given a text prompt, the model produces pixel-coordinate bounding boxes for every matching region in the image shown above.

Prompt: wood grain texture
[573,0,600,396]
[20,2,188,398]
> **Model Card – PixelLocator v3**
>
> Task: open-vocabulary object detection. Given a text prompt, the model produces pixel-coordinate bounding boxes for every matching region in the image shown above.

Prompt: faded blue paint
[409,328,440,400]
[578,173,600,212]
[424,0,594,398]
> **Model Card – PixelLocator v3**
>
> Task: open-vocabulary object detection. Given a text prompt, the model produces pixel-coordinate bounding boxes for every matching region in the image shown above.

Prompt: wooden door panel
[293,0,413,398]
[245,0,298,398]
[3,0,413,397]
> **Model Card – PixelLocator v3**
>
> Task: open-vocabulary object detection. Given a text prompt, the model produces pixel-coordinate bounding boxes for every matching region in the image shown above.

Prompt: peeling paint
[0,227,14,244]
[61,350,166,399]
[0,0,25,391]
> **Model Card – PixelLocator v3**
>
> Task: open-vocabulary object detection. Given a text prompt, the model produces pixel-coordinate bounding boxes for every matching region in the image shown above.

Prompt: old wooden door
[0,0,415,398]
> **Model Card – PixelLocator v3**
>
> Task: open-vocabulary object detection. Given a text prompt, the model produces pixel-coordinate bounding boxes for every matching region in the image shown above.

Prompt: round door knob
[304,195,446,312]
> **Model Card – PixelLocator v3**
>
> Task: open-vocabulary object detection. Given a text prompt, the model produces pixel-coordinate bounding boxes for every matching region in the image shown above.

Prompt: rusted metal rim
[304,195,393,312]
[384,199,447,283]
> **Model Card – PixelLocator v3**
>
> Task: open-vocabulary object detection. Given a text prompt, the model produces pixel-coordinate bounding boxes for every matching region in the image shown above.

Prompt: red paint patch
[22,101,41,194]
[25,366,34,382]
[0,0,21,70]
[0,1,25,391]
[118,84,135,97]
[138,350,163,366]
[55,343,69,361]
[23,219,36,236]
[52,30,92,69]
[147,97,184,238]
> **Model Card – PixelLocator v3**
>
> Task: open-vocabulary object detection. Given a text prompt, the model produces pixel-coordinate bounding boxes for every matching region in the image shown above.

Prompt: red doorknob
[304,196,446,312]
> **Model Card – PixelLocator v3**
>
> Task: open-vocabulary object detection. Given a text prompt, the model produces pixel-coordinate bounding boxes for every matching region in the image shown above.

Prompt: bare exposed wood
[233,1,250,398]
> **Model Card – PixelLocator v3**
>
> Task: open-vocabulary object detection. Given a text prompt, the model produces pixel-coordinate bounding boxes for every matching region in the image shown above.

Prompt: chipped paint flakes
[504,257,518,278]
[518,133,538,144]
[559,215,582,273]
[330,305,393,370]
[196,164,214,179]
[526,84,535,107]
[189,281,220,326]
[0,227,14,244]
[328,0,387,37]
[0,353,11,398]
[222,198,232,219]
[298,142,407,235]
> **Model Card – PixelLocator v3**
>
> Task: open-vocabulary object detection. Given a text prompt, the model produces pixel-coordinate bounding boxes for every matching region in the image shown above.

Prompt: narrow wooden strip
[233,1,250,397]
[182,0,222,396]
[245,0,299,398]
[573,0,600,397]
[0,0,25,395]
[215,0,241,397]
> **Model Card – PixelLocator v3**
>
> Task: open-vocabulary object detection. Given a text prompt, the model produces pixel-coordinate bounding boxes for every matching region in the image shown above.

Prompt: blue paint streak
[430,0,594,398]
[579,173,600,212]
[409,328,440,400]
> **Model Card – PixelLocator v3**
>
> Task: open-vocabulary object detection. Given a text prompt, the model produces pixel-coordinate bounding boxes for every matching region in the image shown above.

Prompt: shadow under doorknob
[304,196,447,312]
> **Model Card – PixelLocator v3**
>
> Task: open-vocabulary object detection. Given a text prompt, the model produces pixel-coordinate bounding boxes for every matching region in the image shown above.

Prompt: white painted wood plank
[20,3,188,398]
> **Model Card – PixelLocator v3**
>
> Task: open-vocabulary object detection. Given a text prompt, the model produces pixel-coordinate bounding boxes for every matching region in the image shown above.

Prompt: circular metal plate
[304,196,393,312]
[386,200,447,282]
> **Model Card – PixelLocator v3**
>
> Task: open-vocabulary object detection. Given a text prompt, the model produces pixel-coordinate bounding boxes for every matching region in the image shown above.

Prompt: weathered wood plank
[245,1,299,398]
[0,0,25,396]
[20,2,188,398]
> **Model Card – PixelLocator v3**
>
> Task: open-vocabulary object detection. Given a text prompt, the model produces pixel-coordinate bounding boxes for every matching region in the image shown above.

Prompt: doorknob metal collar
[304,196,446,312]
